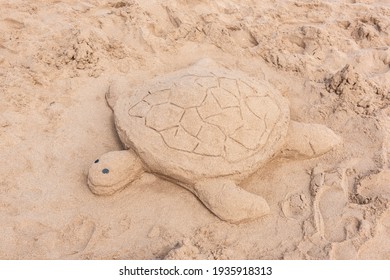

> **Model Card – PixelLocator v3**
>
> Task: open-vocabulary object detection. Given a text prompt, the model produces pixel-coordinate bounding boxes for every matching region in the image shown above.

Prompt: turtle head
[87,150,144,196]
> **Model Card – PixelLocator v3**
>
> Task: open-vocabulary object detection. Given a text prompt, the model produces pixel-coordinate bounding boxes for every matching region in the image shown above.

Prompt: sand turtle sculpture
[88,59,341,223]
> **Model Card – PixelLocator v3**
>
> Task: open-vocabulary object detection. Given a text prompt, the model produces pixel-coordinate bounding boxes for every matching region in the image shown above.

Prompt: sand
[0,0,389,259]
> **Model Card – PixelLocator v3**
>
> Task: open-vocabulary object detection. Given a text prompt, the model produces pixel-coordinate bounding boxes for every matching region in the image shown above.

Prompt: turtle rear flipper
[281,121,342,159]
[193,179,270,223]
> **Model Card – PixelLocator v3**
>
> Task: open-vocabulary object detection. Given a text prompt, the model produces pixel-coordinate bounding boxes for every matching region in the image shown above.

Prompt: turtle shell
[113,64,290,183]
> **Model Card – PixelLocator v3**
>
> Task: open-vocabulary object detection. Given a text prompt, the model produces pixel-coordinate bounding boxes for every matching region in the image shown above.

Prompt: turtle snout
[87,150,144,196]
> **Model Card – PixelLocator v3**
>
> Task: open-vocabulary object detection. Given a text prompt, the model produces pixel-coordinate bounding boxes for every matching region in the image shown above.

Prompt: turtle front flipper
[193,179,270,223]
[281,121,342,159]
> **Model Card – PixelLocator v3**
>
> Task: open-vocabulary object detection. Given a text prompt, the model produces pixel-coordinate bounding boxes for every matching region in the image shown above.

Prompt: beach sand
[0,0,389,259]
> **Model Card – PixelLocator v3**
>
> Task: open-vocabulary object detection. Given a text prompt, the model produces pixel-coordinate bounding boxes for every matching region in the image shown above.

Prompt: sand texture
[1,0,390,259]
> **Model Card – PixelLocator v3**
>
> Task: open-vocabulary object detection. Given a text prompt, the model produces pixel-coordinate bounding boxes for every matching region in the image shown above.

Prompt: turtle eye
[102,168,109,174]
[94,159,99,163]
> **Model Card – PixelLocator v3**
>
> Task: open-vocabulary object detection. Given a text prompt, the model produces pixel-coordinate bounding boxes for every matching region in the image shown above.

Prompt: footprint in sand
[101,214,132,238]
[312,167,363,243]
[281,192,311,220]
[59,215,96,256]
[11,216,96,258]
[309,166,390,259]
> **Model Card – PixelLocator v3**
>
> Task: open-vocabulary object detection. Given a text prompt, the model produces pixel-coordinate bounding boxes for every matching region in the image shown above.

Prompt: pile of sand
[0,0,389,259]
